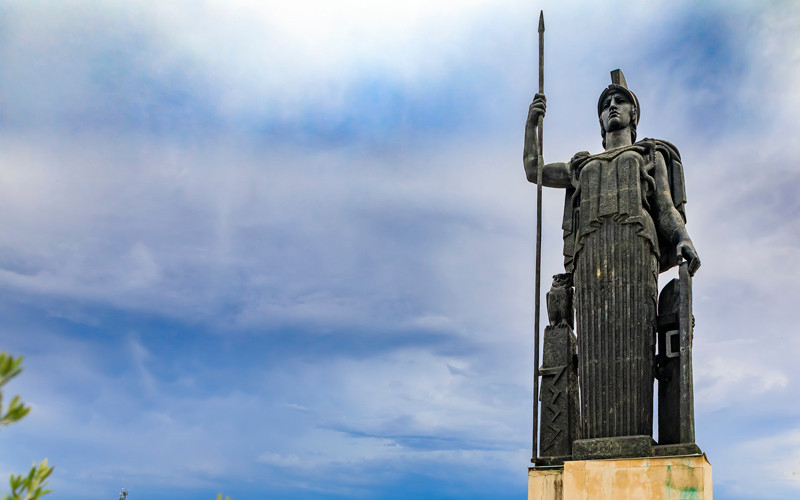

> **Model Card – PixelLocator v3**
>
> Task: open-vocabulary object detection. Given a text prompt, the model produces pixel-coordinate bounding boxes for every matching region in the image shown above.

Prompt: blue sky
[0,1,798,499]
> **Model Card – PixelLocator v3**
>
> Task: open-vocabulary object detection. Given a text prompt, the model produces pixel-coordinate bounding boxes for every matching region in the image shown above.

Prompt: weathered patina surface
[528,455,712,500]
[525,70,701,461]
[537,273,580,465]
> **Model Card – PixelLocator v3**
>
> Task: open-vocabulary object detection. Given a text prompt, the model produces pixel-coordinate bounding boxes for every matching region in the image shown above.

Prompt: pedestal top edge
[529,452,710,470]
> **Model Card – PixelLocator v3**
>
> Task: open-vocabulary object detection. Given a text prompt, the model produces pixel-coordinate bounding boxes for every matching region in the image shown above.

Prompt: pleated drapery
[574,217,658,438]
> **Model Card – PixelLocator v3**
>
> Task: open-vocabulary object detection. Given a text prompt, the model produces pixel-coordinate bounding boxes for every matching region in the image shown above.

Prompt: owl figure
[547,273,574,329]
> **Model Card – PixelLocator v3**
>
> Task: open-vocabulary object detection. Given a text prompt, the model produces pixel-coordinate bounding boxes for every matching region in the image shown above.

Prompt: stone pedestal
[528,468,563,500]
[528,455,712,500]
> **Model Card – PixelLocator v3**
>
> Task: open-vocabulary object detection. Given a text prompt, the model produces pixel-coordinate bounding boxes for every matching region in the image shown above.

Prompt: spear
[532,9,544,463]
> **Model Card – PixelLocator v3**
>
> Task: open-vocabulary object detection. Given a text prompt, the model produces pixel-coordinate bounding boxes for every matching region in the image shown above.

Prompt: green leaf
[3,395,31,425]
[1,355,53,500]
[4,460,53,500]
[0,353,24,388]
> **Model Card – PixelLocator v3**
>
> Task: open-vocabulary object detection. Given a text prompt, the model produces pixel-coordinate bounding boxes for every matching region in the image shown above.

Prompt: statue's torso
[572,148,658,265]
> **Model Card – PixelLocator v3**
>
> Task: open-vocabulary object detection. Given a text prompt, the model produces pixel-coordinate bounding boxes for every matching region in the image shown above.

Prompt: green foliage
[0,354,31,427]
[4,460,53,500]
[216,494,234,500]
[0,352,53,500]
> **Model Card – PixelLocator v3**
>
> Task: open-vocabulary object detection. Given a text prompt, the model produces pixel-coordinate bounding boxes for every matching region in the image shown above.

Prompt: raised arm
[652,151,701,275]
[523,94,571,188]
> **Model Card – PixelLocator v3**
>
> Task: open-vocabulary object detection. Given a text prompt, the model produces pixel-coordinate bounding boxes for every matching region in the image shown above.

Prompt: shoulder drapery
[560,139,686,274]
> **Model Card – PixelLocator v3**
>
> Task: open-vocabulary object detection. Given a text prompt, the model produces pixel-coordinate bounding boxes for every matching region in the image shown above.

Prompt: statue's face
[600,91,635,133]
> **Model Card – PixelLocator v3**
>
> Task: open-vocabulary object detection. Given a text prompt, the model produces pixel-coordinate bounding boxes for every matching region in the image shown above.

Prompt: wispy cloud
[0,1,798,499]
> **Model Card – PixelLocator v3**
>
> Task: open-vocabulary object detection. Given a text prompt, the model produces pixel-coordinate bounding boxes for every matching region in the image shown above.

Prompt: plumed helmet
[597,69,640,125]
[598,69,640,147]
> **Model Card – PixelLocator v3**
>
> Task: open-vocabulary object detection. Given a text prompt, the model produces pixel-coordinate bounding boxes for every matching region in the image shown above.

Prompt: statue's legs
[574,218,657,439]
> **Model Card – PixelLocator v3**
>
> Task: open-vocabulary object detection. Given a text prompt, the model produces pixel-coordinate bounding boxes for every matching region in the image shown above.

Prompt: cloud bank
[0,1,798,499]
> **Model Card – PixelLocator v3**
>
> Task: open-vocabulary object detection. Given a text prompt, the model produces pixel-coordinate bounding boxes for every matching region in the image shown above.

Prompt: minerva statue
[524,69,701,462]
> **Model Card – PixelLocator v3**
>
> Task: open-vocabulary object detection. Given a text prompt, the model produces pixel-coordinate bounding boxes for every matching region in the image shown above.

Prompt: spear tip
[538,10,545,33]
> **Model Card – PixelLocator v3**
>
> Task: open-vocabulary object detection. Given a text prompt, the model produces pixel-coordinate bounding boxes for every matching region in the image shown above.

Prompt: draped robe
[561,140,686,439]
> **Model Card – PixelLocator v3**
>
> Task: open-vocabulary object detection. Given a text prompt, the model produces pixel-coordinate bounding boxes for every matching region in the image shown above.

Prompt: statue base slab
[573,435,655,460]
[528,454,712,500]
[654,442,701,456]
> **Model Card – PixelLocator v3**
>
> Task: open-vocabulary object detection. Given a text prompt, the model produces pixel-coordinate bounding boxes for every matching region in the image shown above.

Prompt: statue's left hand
[676,240,701,276]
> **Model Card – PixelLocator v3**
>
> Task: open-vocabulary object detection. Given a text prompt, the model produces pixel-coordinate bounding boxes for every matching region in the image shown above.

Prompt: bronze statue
[524,69,700,460]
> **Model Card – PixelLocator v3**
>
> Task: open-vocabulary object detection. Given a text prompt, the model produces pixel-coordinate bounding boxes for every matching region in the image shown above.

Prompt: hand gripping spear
[532,9,544,463]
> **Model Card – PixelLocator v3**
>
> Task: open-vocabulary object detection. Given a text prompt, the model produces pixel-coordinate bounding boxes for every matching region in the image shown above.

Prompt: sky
[0,0,799,499]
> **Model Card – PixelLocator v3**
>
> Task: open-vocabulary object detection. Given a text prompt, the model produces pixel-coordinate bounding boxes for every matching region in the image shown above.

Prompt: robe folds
[561,140,685,439]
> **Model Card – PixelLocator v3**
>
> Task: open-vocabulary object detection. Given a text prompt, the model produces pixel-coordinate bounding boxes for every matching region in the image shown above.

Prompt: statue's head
[597,69,639,148]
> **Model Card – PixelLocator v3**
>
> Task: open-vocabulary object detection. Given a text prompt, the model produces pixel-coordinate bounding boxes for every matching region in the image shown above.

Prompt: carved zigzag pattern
[540,364,567,453]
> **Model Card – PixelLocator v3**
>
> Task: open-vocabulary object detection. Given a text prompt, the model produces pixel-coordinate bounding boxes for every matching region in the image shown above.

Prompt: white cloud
[725,429,800,498]
[695,351,788,410]
[0,1,799,499]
